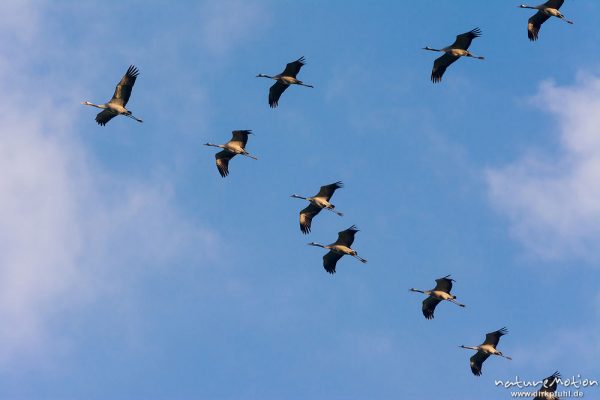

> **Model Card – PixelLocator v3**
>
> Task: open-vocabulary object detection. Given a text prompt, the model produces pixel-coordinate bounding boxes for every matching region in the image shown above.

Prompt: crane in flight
[257,57,314,108]
[423,28,485,83]
[308,225,367,274]
[460,327,512,376]
[204,130,257,177]
[410,275,465,319]
[533,371,561,400]
[291,181,344,234]
[518,0,573,41]
[81,65,143,125]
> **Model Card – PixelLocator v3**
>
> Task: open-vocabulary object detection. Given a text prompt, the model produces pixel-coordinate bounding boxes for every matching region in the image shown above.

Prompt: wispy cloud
[0,1,219,367]
[486,73,600,261]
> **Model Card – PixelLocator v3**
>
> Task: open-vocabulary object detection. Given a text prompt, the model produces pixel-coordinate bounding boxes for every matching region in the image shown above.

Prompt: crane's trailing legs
[241,152,258,160]
[125,113,143,123]
[353,254,367,263]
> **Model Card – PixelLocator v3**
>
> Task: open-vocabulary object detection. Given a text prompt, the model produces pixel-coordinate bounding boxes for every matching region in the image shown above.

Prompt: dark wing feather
[544,0,564,9]
[299,203,322,234]
[269,81,289,108]
[483,327,508,347]
[281,57,306,78]
[334,225,359,247]
[215,150,235,177]
[230,130,252,148]
[323,250,343,274]
[422,296,442,319]
[110,65,139,106]
[470,351,490,376]
[450,28,481,50]
[534,371,561,399]
[433,275,454,293]
[528,11,551,41]
[431,53,459,83]
[95,109,118,126]
[315,181,343,200]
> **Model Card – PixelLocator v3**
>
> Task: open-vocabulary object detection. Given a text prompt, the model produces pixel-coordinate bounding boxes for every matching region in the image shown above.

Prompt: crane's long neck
[409,288,427,294]
[257,74,275,79]
[460,345,479,351]
[307,242,326,249]
[423,47,442,52]
[291,194,308,200]
[81,101,106,109]
[519,5,537,10]
[204,143,224,148]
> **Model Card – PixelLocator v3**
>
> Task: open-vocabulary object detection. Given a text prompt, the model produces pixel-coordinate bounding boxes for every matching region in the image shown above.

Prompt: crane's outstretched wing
[280,57,306,78]
[433,275,454,293]
[470,351,490,376]
[323,250,343,274]
[534,371,561,400]
[230,130,252,148]
[449,28,481,50]
[334,225,359,247]
[431,53,459,83]
[95,109,118,126]
[300,203,322,234]
[269,81,289,108]
[528,11,552,41]
[422,296,442,319]
[110,65,139,106]
[215,150,235,177]
[314,181,343,200]
[483,327,508,347]
[544,0,564,9]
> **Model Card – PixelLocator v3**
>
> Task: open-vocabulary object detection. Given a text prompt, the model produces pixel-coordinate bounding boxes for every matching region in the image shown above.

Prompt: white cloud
[486,73,600,261]
[0,1,219,367]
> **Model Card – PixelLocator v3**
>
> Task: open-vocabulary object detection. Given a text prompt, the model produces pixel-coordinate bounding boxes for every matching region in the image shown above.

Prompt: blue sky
[1,0,599,399]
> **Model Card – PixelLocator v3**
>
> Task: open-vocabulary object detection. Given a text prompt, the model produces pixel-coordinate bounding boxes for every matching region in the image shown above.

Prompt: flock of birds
[80,0,573,396]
